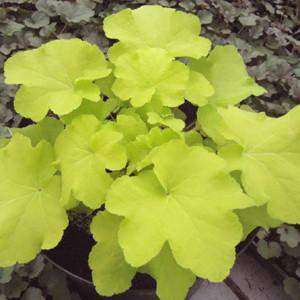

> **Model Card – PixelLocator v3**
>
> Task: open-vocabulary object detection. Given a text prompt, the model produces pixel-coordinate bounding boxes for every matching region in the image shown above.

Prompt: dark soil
[44,225,156,291]
[45,221,257,293]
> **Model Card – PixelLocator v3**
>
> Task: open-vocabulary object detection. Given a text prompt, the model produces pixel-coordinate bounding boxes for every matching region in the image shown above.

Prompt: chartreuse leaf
[203,105,300,224]
[12,117,64,146]
[114,112,148,142]
[95,63,117,98]
[106,140,253,281]
[147,112,185,132]
[104,5,211,59]
[89,211,195,300]
[189,45,266,106]
[185,71,214,106]
[0,134,68,267]
[197,104,228,145]
[184,130,203,146]
[89,211,136,296]
[55,115,127,209]
[236,205,282,239]
[140,244,196,300]
[112,48,189,107]
[133,99,172,123]
[4,39,111,121]
[61,97,120,125]
[126,127,181,173]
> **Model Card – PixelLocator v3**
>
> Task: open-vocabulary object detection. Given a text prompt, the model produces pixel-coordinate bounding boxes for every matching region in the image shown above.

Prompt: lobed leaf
[236,205,282,239]
[12,117,64,146]
[147,112,185,132]
[61,97,120,125]
[112,48,189,107]
[126,127,181,173]
[106,140,253,281]
[4,39,111,121]
[184,71,214,107]
[104,5,211,59]
[189,45,266,106]
[114,112,148,143]
[200,105,300,224]
[89,212,136,296]
[89,211,196,300]
[55,115,127,209]
[0,134,68,267]
[140,244,196,300]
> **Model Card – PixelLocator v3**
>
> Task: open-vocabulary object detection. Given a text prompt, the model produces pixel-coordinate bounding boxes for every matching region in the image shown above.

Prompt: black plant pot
[43,224,258,300]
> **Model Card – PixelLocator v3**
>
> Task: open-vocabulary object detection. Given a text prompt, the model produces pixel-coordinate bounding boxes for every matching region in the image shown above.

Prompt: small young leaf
[114,113,148,142]
[112,48,189,107]
[147,112,185,132]
[126,127,181,173]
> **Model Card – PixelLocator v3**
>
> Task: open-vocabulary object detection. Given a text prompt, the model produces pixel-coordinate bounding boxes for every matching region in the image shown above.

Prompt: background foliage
[0,0,299,299]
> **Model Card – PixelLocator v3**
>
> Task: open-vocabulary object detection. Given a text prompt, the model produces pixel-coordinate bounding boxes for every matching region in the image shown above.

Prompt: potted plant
[0,5,299,300]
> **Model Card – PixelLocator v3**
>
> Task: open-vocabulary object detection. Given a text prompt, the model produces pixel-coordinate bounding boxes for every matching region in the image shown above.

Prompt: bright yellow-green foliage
[2,5,298,300]
[114,112,148,142]
[112,48,189,107]
[89,211,136,296]
[189,45,266,106]
[199,105,300,224]
[4,39,111,121]
[237,205,282,239]
[106,140,253,281]
[55,115,127,209]
[184,70,214,106]
[139,244,196,300]
[12,117,64,146]
[0,134,68,267]
[104,5,211,59]
[147,112,185,132]
[89,211,196,300]
[126,127,181,173]
[61,97,119,125]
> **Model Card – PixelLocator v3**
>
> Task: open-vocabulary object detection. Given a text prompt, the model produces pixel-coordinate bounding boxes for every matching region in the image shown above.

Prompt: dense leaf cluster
[0,5,300,300]
[0,0,299,127]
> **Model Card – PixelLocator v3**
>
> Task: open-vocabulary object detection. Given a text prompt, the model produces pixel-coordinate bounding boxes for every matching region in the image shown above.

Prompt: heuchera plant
[1,5,299,300]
